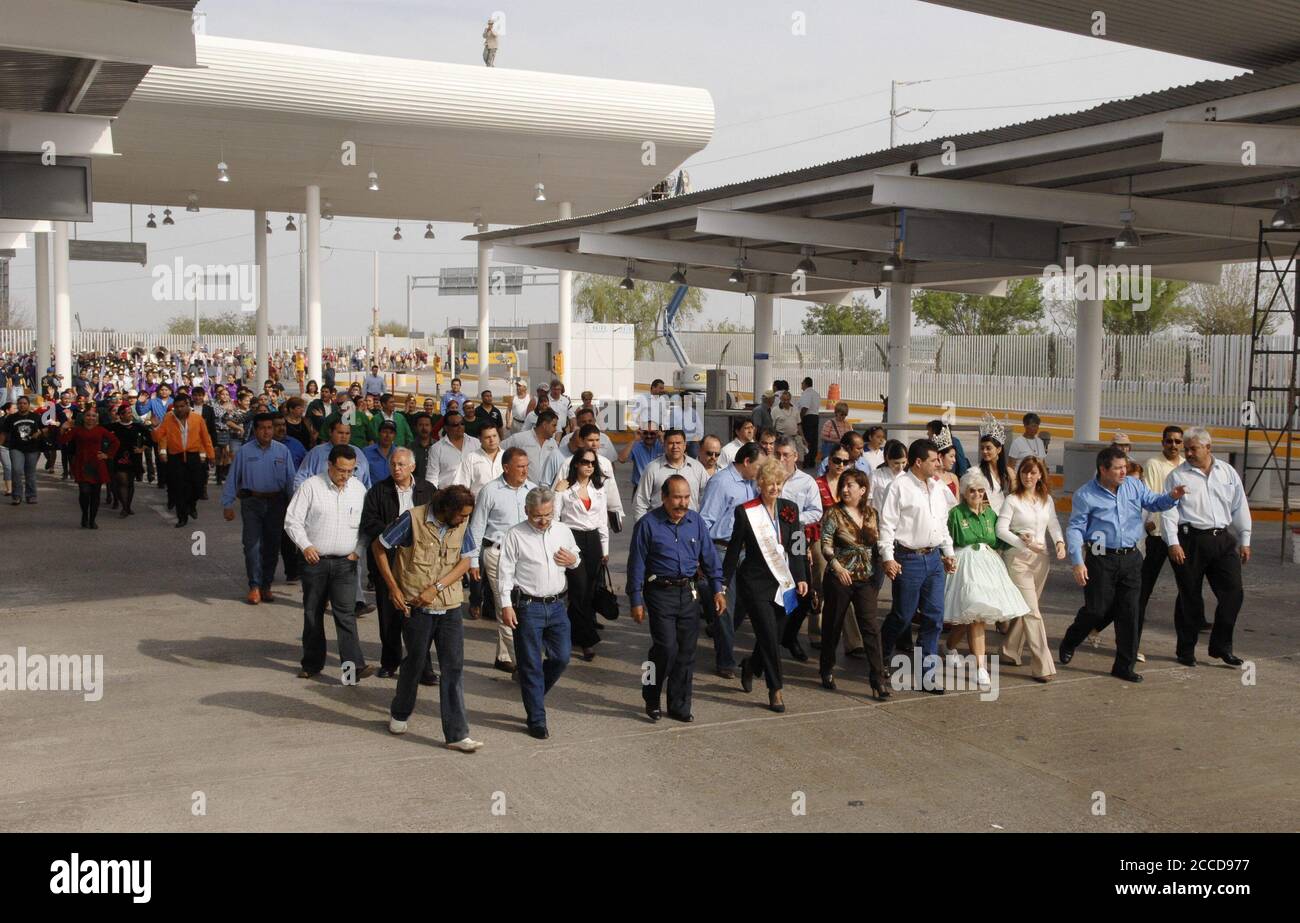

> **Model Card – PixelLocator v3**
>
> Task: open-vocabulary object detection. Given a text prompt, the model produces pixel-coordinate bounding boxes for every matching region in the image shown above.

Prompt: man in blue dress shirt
[295,418,372,490]
[440,378,467,417]
[618,425,664,491]
[697,442,761,677]
[1059,446,1185,682]
[628,475,726,722]
[271,413,306,469]
[221,412,294,605]
[363,420,400,483]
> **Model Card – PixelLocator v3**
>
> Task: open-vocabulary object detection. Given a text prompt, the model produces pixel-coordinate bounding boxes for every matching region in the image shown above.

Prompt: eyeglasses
[702,450,720,458]
[578,459,595,466]
[830,456,849,465]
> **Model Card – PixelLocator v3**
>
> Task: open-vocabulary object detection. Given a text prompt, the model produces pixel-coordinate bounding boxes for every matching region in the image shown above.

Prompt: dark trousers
[300,555,365,674]
[642,582,701,714]
[1170,528,1244,658]
[144,443,156,481]
[239,495,287,590]
[820,573,883,680]
[780,589,812,649]
[1138,532,1185,628]
[801,414,820,468]
[280,532,301,581]
[390,605,469,743]
[513,597,571,729]
[373,568,404,672]
[739,582,787,691]
[565,528,603,649]
[1063,551,1142,675]
[165,455,205,520]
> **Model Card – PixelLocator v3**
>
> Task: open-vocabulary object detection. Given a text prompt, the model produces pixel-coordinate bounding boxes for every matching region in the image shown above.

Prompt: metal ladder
[1243,225,1300,560]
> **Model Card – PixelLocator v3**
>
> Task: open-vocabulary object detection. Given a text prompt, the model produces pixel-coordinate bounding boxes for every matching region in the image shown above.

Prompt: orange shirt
[152,411,215,457]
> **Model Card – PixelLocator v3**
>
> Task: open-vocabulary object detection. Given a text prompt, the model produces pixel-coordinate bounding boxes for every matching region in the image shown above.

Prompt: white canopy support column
[254,209,269,388]
[752,281,774,398]
[53,222,72,386]
[557,201,573,389]
[1074,245,1104,443]
[305,186,322,386]
[35,231,51,380]
[477,234,491,387]
[887,282,912,426]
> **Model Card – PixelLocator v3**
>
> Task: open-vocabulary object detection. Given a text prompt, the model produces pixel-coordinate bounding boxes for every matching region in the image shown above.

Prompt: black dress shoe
[716,668,735,680]
[1111,669,1145,683]
[846,647,867,660]
[1176,654,1198,667]
[667,711,694,723]
[174,517,188,528]
[493,659,515,674]
[645,703,661,722]
[739,656,754,694]
[1058,641,1075,665]
[376,668,396,679]
[1208,649,1244,666]
[820,674,836,690]
[527,725,550,740]
[785,641,809,663]
[420,672,439,686]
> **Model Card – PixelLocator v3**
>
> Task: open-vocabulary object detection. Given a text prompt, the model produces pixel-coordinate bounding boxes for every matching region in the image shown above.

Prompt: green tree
[912,278,1044,334]
[1102,279,1186,334]
[164,310,257,335]
[574,275,703,359]
[377,320,410,336]
[701,318,752,333]
[1177,263,1277,336]
[801,295,888,335]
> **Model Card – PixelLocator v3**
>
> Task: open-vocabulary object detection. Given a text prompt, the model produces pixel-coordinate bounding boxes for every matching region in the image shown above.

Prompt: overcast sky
[6,0,1242,336]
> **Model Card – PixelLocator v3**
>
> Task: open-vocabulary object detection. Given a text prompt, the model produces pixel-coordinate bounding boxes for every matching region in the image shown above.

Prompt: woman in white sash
[721,458,809,713]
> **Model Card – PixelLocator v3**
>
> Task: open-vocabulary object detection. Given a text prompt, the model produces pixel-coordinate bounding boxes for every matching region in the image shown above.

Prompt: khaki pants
[483,545,513,665]
[1001,547,1056,678]
[808,541,865,651]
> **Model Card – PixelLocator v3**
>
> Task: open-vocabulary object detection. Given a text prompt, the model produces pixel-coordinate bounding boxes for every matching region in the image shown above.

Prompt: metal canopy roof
[0,0,199,116]
[465,62,1300,298]
[919,0,1300,70]
[87,35,715,225]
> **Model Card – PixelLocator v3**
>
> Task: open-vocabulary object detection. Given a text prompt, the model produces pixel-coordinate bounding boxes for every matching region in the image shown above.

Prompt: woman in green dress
[943,470,1029,688]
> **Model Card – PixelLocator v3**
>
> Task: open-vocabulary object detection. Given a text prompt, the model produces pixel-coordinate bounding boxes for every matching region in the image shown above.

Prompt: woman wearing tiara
[942,469,1029,688]
[977,414,1017,512]
[932,427,960,499]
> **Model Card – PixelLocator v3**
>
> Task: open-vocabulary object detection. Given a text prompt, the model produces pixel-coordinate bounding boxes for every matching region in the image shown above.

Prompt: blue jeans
[513,597,570,729]
[879,548,945,683]
[9,449,40,501]
[391,605,469,743]
[240,495,287,590]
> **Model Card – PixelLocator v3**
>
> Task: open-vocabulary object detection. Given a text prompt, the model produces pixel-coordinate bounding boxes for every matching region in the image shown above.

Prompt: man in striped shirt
[284,444,375,683]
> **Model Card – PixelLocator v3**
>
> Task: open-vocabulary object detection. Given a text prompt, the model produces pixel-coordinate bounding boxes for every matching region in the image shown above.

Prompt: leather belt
[648,575,692,587]
[515,590,567,605]
[1089,546,1137,556]
[895,543,935,555]
[1182,525,1227,537]
[238,489,283,499]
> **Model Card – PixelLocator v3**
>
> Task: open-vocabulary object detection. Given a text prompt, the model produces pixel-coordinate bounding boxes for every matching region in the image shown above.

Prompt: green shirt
[947,503,1005,551]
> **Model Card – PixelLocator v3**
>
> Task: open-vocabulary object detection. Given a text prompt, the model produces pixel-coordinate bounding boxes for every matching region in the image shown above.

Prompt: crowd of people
[1,356,1255,753]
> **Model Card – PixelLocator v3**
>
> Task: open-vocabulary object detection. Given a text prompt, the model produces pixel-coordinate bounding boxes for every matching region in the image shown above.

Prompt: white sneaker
[977,666,992,689]
[388,717,407,735]
[446,737,483,753]
[1136,651,1146,663]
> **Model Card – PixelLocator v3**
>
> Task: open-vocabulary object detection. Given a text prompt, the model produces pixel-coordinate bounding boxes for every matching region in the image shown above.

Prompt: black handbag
[593,564,620,620]
[607,510,622,534]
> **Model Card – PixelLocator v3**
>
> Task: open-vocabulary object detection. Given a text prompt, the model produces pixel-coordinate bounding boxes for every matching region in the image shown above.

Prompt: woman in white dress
[943,470,1029,688]
[996,456,1065,682]
[977,433,1016,511]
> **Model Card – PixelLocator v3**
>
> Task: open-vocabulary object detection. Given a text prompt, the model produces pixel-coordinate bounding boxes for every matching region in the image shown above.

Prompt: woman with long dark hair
[58,406,118,529]
[978,433,1015,511]
[107,402,148,516]
[555,448,609,661]
[819,468,887,697]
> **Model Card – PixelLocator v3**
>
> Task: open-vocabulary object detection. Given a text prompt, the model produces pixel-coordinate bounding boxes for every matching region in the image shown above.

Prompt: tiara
[978,412,1006,443]
[932,426,953,450]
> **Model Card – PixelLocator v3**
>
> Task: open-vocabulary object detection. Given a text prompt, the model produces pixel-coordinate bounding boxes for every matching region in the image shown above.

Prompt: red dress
[58,425,120,485]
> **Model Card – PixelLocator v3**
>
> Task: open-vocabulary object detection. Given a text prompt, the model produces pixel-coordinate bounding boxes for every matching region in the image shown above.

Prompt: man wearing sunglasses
[1138,425,1190,630]
[698,435,724,483]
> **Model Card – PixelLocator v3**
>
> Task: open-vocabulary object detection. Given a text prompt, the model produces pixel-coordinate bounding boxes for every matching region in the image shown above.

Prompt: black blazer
[361,477,436,547]
[722,498,809,597]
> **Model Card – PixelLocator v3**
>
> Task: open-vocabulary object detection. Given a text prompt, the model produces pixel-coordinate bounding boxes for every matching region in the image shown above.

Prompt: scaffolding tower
[1243,225,1300,560]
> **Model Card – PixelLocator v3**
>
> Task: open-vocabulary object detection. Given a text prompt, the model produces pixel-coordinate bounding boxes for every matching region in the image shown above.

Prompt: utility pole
[889,79,897,149]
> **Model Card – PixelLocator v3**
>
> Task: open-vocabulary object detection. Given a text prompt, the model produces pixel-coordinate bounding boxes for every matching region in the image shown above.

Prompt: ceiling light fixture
[1271,182,1298,229]
[368,169,380,192]
[534,182,546,202]
[424,223,435,239]
[162,208,174,226]
[794,246,817,276]
[186,192,199,213]
[1113,177,1141,249]
[393,225,402,241]
[322,201,334,221]
[146,209,157,229]
[620,261,635,290]
[285,214,296,232]
[669,263,687,285]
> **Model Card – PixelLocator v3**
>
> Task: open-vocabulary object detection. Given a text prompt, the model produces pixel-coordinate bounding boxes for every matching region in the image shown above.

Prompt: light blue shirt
[362,374,386,396]
[465,475,537,566]
[1066,475,1178,566]
[293,441,372,490]
[363,442,396,484]
[698,463,757,542]
[629,439,664,490]
[440,390,467,415]
[220,438,294,509]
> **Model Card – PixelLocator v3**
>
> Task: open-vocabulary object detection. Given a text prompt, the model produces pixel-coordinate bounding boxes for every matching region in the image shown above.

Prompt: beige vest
[394,504,467,611]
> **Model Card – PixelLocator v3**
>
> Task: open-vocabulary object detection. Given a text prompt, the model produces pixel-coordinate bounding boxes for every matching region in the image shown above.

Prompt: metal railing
[0,330,428,356]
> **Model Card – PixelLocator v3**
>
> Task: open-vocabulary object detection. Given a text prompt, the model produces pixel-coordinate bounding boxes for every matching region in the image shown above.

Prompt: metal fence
[0,330,428,356]
[648,332,1290,428]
